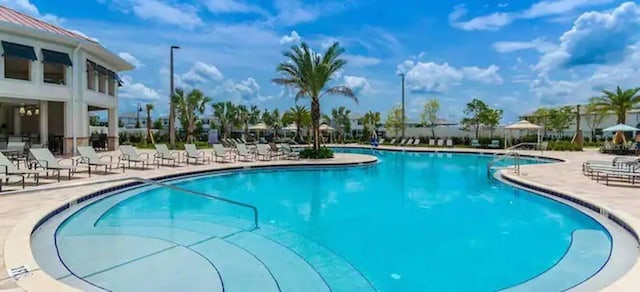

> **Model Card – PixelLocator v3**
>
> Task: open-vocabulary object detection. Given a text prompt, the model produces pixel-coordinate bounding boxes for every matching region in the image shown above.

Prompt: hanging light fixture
[26,109,33,116]
[35,108,39,115]
[19,106,25,116]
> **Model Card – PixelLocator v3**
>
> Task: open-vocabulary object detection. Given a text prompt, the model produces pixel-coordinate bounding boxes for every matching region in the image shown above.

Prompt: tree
[153,118,164,130]
[212,101,237,139]
[529,108,550,137]
[272,42,357,151]
[384,103,405,137]
[262,109,282,139]
[283,105,311,142]
[172,88,211,143]
[590,86,640,143]
[584,102,606,141]
[145,103,154,142]
[460,99,489,139]
[547,106,574,139]
[236,105,250,138]
[89,115,100,126]
[483,108,503,138]
[420,99,440,139]
[331,106,351,143]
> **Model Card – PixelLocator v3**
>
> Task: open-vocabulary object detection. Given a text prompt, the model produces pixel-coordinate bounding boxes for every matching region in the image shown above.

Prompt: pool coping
[3,153,378,292]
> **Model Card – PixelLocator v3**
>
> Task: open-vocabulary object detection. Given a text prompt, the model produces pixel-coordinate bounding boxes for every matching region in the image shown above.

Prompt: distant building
[118,112,145,129]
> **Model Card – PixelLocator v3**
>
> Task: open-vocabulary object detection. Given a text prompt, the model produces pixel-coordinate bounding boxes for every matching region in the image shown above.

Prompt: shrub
[300,147,334,159]
[547,141,582,151]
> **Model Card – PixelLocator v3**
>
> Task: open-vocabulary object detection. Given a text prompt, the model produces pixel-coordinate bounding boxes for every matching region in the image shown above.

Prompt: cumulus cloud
[450,0,614,31]
[118,52,144,68]
[280,31,301,44]
[397,61,503,93]
[272,0,354,26]
[343,75,372,94]
[493,38,557,53]
[536,1,640,71]
[214,77,273,104]
[181,61,224,86]
[119,76,160,100]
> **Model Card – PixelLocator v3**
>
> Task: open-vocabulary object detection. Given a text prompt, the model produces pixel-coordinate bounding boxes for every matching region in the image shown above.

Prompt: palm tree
[236,105,250,139]
[590,86,640,143]
[283,105,311,142]
[262,109,282,139]
[331,106,351,143]
[212,101,237,139]
[145,103,154,143]
[272,42,357,151]
[172,88,211,143]
[362,110,381,139]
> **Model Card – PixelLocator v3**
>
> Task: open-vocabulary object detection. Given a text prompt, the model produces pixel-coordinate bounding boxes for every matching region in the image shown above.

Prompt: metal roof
[0,5,97,43]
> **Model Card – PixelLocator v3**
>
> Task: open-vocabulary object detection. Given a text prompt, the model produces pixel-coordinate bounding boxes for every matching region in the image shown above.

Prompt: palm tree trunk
[311,98,321,150]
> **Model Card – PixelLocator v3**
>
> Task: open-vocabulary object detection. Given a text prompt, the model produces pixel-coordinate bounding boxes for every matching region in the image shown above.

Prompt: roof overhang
[0,21,134,71]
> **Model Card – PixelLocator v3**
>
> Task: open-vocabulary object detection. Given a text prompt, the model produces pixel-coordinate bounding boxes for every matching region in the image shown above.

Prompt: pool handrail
[5,176,260,229]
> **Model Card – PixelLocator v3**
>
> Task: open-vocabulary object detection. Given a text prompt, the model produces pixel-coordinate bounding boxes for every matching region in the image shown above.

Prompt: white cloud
[343,75,372,94]
[202,0,265,14]
[181,61,224,86]
[119,76,160,100]
[214,77,273,104]
[272,0,354,26]
[118,52,144,68]
[105,0,203,28]
[536,2,640,71]
[493,38,557,53]
[450,0,614,31]
[344,54,382,67]
[280,31,301,44]
[398,61,502,93]
[498,3,509,8]
[0,0,64,25]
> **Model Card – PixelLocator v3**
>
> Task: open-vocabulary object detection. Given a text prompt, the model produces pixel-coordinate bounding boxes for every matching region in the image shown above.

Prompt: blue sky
[3,0,640,123]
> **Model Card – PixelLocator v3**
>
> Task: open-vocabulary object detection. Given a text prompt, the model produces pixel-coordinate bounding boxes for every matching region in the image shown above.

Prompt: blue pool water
[45,149,611,291]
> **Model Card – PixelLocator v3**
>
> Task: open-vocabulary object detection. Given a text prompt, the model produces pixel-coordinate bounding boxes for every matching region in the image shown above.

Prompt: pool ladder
[487,151,521,179]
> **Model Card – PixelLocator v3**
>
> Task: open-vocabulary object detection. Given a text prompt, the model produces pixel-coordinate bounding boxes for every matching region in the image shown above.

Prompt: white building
[0,6,133,154]
[118,112,145,129]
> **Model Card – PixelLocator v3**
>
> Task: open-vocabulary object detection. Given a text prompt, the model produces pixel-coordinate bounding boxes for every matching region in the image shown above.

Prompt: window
[87,61,96,90]
[4,56,31,80]
[43,63,66,84]
[98,72,106,93]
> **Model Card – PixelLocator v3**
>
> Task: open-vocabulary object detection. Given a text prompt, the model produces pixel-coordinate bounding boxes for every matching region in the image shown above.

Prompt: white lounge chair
[77,146,123,177]
[413,139,421,146]
[212,144,235,163]
[446,139,453,147]
[236,144,255,162]
[119,145,152,169]
[281,143,300,160]
[5,142,26,168]
[389,138,397,145]
[437,139,444,147]
[429,139,436,147]
[29,148,77,182]
[399,139,407,146]
[406,138,414,145]
[378,138,385,145]
[184,144,209,165]
[154,144,180,167]
[0,151,40,186]
[471,139,481,148]
[256,144,274,161]
[489,140,500,149]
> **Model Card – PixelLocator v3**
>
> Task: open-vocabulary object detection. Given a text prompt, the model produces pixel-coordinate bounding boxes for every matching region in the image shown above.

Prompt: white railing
[487,151,521,178]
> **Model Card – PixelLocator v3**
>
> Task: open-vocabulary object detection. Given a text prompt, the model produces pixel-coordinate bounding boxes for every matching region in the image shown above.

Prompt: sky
[2,0,640,124]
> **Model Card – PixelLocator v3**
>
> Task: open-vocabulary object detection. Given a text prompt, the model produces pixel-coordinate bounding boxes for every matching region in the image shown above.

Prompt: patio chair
[269,143,284,159]
[399,138,407,146]
[119,145,152,169]
[429,139,436,147]
[471,139,481,148]
[446,139,453,147]
[154,144,180,167]
[29,148,77,182]
[256,144,274,161]
[0,151,40,186]
[405,138,414,146]
[76,146,123,177]
[437,139,444,147]
[4,142,27,168]
[212,144,235,163]
[379,138,385,145]
[592,167,640,186]
[281,143,300,160]
[413,139,421,146]
[600,141,614,154]
[184,144,209,165]
[236,144,255,162]
[389,138,397,145]
[489,140,500,149]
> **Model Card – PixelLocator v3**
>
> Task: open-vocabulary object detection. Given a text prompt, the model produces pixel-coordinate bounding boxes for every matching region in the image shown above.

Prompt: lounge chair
[378,138,385,145]
[593,168,640,186]
[0,151,39,186]
[437,139,444,147]
[212,144,235,163]
[154,144,180,167]
[269,143,284,159]
[489,140,500,149]
[413,139,421,146]
[236,144,255,162]
[256,144,275,161]
[119,145,152,169]
[446,139,453,147]
[398,139,407,146]
[471,139,481,148]
[281,143,300,160]
[5,142,26,168]
[600,141,614,154]
[389,138,397,145]
[429,139,436,147]
[184,144,209,165]
[76,146,123,177]
[405,138,414,146]
[29,148,76,182]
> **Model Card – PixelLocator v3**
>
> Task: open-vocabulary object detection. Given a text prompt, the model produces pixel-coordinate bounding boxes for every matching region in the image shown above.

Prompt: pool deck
[1,146,640,291]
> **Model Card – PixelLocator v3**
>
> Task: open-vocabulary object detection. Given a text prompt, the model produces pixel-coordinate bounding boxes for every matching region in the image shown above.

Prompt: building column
[39,101,48,144]
[13,107,21,135]
[108,108,119,151]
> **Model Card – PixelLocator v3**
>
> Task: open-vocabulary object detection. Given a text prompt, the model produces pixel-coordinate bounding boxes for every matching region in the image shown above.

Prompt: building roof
[0,5,96,43]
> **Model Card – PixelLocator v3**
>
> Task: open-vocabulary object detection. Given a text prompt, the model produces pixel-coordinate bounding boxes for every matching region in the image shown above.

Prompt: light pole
[169,45,180,148]
[399,73,406,140]
[136,102,142,128]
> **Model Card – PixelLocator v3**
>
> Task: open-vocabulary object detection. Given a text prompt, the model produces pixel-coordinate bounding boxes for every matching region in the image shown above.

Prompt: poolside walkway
[1,146,639,291]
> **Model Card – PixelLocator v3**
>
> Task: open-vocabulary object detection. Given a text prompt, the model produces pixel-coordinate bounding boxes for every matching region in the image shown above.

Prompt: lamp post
[136,102,142,128]
[398,73,406,140]
[169,45,181,148]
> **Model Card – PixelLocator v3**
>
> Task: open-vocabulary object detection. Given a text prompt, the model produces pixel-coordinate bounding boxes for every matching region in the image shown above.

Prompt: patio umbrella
[504,120,542,149]
[249,123,269,131]
[319,124,335,132]
[282,123,298,132]
[602,124,640,132]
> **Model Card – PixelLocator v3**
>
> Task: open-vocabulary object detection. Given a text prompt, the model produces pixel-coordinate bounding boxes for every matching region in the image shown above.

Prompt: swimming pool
[32,149,613,291]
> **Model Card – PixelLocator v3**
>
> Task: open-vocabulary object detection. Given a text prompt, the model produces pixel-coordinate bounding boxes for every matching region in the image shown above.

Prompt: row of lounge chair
[384,138,454,147]
[471,139,501,149]
[0,142,303,191]
[582,157,640,186]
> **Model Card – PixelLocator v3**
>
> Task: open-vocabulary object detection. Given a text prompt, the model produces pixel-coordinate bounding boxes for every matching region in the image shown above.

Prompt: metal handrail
[3,176,259,229]
[487,151,521,178]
